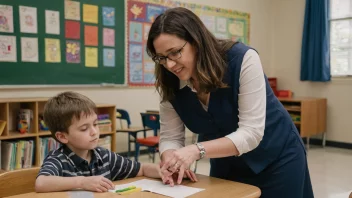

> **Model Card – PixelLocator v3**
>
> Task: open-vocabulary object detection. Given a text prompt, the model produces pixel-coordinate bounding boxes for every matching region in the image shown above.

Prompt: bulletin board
[0,0,125,86]
[126,0,250,86]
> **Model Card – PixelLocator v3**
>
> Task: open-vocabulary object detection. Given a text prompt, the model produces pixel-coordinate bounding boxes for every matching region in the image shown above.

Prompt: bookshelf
[0,97,116,173]
[278,97,327,147]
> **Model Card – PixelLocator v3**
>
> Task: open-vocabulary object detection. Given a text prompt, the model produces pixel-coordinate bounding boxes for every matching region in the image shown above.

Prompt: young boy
[35,91,181,193]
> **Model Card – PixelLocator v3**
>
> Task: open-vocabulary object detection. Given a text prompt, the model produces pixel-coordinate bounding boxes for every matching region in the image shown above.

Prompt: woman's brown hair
[146,7,236,102]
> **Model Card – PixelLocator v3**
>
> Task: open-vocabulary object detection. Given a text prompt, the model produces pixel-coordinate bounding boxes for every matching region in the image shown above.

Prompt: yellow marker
[118,187,142,195]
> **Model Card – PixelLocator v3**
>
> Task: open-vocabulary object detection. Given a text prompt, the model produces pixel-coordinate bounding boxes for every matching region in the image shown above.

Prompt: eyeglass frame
[152,41,188,65]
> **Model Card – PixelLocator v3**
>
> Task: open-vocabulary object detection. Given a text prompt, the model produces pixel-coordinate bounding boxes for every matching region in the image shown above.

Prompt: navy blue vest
[170,42,305,176]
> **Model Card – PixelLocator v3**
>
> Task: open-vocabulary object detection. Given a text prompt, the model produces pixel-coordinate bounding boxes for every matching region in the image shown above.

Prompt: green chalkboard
[0,0,125,85]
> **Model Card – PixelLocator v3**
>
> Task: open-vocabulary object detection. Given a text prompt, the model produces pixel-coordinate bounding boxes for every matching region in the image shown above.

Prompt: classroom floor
[138,146,352,198]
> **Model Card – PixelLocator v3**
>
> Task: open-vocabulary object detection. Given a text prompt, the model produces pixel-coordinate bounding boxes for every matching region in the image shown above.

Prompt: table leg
[322,132,326,147]
[306,137,310,150]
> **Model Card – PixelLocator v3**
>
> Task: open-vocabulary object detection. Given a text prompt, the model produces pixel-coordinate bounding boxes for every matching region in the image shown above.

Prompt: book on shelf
[98,114,112,133]
[39,137,61,166]
[0,140,35,171]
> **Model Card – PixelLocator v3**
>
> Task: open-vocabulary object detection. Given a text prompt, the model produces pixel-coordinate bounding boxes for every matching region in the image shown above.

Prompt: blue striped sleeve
[37,151,63,177]
[108,150,140,181]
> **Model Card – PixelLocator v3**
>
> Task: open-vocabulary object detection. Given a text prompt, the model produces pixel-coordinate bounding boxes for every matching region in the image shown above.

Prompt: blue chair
[115,109,152,159]
[135,113,160,162]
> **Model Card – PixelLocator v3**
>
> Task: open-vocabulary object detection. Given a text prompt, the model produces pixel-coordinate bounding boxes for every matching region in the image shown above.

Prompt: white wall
[271,0,352,143]
[0,0,274,152]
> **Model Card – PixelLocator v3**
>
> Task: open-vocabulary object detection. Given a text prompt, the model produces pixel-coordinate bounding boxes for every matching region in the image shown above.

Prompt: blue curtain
[300,0,330,81]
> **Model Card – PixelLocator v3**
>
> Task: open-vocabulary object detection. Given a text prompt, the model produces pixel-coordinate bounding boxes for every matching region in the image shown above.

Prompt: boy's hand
[80,176,115,192]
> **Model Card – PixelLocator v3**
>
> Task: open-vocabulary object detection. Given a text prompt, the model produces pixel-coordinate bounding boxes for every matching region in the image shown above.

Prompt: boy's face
[57,112,100,152]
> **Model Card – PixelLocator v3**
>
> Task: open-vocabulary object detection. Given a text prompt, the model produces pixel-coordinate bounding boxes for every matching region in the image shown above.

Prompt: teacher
[146,7,314,198]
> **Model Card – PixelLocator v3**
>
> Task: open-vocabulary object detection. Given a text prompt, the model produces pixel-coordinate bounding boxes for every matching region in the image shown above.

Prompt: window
[330,0,352,76]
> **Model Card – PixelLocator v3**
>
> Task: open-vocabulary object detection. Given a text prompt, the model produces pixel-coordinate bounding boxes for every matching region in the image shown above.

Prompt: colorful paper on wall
[45,10,60,35]
[65,20,80,39]
[129,44,142,62]
[128,2,146,22]
[228,19,244,37]
[83,4,98,24]
[103,28,115,47]
[19,6,37,34]
[21,37,38,62]
[84,25,98,46]
[0,35,16,62]
[199,15,215,32]
[216,17,227,33]
[144,61,155,83]
[0,5,14,33]
[146,5,165,23]
[45,38,61,63]
[66,41,80,63]
[103,7,115,26]
[129,22,142,43]
[129,62,143,83]
[65,0,80,21]
[103,48,115,67]
[85,47,98,67]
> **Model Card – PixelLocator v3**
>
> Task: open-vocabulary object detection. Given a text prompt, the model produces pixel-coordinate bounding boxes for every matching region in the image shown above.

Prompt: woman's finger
[161,158,178,175]
[161,157,175,172]
[184,170,194,181]
[168,161,181,173]
[161,174,168,184]
[177,166,185,184]
[188,170,198,182]
[165,175,175,187]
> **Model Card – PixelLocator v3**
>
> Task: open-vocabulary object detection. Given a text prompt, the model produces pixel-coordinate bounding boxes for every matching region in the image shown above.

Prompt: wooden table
[5,174,261,198]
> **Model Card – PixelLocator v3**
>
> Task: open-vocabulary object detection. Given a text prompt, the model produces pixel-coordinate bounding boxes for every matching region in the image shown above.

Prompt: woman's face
[153,33,197,81]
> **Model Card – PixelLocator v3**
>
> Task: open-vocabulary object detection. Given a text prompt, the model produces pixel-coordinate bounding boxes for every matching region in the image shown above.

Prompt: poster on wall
[126,0,250,86]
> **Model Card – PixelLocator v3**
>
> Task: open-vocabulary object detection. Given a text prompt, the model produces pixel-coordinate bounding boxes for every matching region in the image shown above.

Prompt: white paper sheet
[109,179,205,198]
[0,5,14,33]
[19,6,37,33]
[45,10,60,35]
[0,35,17,62]
[21,37,38,62]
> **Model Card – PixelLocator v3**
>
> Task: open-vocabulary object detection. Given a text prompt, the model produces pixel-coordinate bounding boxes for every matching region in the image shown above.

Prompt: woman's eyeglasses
[152,41,187,65]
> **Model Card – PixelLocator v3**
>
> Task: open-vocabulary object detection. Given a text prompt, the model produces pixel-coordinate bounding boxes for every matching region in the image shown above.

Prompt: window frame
[329,0,352,77]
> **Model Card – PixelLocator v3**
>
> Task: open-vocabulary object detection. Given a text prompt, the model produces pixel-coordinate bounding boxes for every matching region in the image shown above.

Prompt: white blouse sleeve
[158,101,186,155]
[225,49,266,156]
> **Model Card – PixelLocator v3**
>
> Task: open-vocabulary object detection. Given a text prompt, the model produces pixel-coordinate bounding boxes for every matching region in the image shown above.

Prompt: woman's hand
[160,145,199,185]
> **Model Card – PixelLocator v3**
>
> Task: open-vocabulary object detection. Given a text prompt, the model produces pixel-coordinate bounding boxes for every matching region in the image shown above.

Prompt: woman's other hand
[160,145,199,184]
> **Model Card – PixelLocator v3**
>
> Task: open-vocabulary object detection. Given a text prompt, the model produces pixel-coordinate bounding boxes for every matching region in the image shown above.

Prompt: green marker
[115,186,136,193]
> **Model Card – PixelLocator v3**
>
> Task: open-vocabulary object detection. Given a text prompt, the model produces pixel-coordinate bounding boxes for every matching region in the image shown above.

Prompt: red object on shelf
[277,90,293,98]
[268,77,278,96]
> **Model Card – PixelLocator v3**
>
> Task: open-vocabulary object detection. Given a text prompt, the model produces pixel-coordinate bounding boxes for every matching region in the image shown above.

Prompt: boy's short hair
[44,91,97,142]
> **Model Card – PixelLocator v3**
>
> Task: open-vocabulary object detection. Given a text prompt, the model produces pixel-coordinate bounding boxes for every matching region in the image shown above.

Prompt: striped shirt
[37,146,140,181]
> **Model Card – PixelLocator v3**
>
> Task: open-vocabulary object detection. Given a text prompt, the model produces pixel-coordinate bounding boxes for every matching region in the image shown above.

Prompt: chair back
[140,113,160,136]
[116,109,132,127]
[0,167,40,197]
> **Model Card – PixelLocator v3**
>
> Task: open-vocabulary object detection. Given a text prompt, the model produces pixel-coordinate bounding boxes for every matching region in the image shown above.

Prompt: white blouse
[159,49,266,156]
